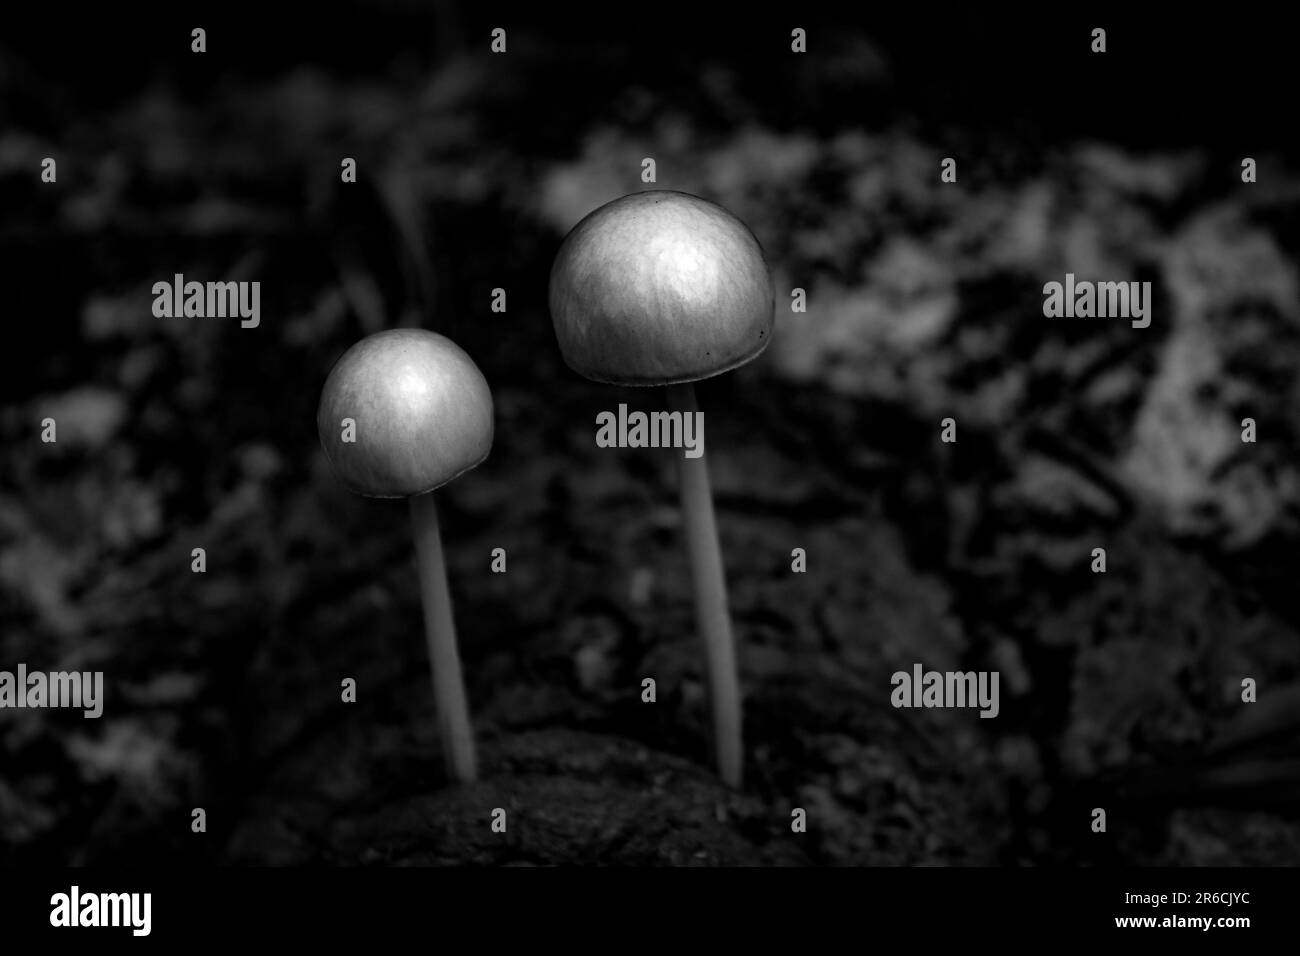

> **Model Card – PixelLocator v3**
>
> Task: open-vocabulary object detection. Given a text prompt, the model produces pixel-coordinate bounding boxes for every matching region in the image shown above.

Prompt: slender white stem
[409,491,478,783]
[666,381,743,788]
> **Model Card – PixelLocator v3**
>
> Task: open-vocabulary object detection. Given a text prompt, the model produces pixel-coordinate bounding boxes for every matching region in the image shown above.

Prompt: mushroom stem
[409,490,478,783]
[666,381,743,788]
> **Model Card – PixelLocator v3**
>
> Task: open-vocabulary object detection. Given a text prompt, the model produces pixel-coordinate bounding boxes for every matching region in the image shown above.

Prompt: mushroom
[317,328,493,783]
[548,189,774,787]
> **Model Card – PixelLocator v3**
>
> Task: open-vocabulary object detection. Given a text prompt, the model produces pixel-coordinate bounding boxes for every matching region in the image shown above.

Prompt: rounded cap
[548,190,774,386]
[316,329,493,498]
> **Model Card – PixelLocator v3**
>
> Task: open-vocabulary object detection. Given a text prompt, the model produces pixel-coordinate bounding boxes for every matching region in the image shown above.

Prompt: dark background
[2,3,1298,865]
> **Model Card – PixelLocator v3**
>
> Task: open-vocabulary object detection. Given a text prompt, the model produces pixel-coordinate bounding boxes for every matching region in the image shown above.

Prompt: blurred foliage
[1,27,1298,865]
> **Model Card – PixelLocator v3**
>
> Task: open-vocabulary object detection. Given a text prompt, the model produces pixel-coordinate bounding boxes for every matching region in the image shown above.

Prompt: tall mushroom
[548,189,774,788]
[317,328,493,783]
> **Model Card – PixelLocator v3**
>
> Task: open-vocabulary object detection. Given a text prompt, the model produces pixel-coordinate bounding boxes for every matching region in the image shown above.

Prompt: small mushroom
[548,189,774,787]
[317,328,493,783]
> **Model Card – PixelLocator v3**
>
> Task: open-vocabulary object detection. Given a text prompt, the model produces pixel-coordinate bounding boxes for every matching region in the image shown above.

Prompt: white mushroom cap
[549,190,774,386]
[317,329,494,498]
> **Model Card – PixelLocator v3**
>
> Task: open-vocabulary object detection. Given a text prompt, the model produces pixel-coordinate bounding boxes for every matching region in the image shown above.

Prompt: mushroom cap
[548,190,774,386]
[316,329,494,498]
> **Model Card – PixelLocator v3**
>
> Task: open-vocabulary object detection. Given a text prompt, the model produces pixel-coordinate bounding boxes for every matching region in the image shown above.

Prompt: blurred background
[2,4,1299,865]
